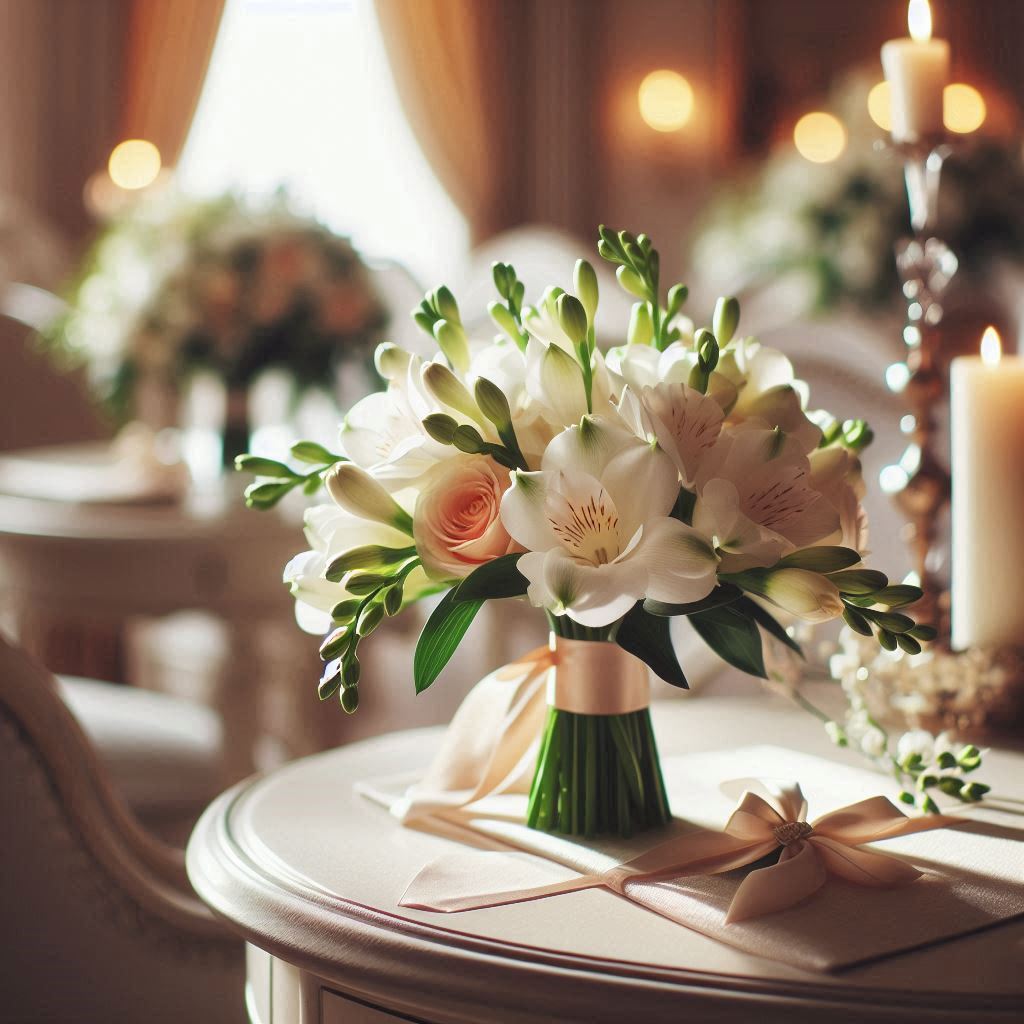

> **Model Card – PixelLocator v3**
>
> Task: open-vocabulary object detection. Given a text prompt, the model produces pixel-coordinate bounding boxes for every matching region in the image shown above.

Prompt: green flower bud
[451,424,487,454]
[340,685,359,714]
[474,377,513,431]
[342,656,361,688]
[556,294,589,346]
[422,413,459,445]
[829,569,889,595]
[432,285,461,324]
[319,626,351,660]
[872,611,916,634]
[383,580,404,616]
[342,572,391,596]
[357,602,385,637]
[433,319,470,374]
[290,440,339,465]
[896,633,922,655]
[627,303,654,346]
[374,342,414,381]
[330,599,361,622]
[712,296,740,346]
[961,781,990,801]
[325,544,415,580]
[878,629,898,651]
[843,605,873,637]
[897,789,916,806]
[488,301,520,343]
[937,776,964,796]
[234,454,296,478]
[412,309,435,336]
[492,262,511,298]
[422,362,484,425]
[666,283,689,320]
[573,259,599,326]
[616,265,648,299]
[325,463,413,534]
[318,660,342,701]
[694,328,719,374]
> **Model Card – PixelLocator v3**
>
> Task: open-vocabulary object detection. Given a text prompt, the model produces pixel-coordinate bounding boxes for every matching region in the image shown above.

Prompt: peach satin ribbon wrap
[393,637,650,825]
[400,779,955,922]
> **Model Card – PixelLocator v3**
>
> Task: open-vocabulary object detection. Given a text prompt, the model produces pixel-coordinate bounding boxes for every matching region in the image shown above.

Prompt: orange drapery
[118,0,227,167]
[373,0,524,243]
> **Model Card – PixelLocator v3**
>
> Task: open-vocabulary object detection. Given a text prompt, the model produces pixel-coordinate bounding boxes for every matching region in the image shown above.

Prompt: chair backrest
[0,636,244,1024]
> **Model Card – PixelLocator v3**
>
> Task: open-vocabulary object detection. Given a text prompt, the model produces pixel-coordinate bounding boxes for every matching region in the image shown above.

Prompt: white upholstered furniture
[187,681,1024,1024]
[0,636,245,1024]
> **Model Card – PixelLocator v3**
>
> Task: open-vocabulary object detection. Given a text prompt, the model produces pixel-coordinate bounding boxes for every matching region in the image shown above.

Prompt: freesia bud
[627,303,653,346]
[556,294,589,346]
[433,318,470,374]
[474,377,513,432]
[432,285,461,324]
[712,296,740,345]
[573,259,599,326]
[488,301,520,343]
[666,283,689,320]
[421,362,484,425]
[325,463,413,534]
[374,342,413,381]
[758,568,844,623]
[616,265,647,299]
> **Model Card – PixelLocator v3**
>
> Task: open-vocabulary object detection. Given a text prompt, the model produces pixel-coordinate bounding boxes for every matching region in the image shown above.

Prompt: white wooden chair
[0,636,245,1024]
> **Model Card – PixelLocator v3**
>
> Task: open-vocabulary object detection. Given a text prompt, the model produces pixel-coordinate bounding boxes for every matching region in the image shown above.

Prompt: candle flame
[981,326,1002,367]
[908,0,932,41]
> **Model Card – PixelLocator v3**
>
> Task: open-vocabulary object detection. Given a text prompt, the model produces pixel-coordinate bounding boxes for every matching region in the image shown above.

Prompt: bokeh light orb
[638,70,694,132]
[944,83,986,134]
[867,81,892,131]
[108,139,162,190]
[793,112,847,164]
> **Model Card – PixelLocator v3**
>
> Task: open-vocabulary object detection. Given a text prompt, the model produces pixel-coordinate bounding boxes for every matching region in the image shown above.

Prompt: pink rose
[414,456,517,580]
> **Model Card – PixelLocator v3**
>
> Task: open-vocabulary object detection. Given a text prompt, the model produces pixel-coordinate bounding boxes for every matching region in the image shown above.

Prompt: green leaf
[843,605,874,637]
[643,583,741,618]
[777,546,861,573]
[453,554,528,602]
[689,604,766,678]
[614,602,688,689]
[734,596,804,657]
[414,589,484,693]
[869,610,916,634]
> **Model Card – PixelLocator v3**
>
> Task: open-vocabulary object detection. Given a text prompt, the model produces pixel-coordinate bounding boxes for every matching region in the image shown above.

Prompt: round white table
[187,692,1024,1023]
[0,471,322,778]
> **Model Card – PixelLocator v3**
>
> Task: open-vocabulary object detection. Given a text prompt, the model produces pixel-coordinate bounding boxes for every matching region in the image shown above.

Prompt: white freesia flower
[500,416,719,626]
[618,381,724,488]
[895,729,936,765]
[693,427,841,572]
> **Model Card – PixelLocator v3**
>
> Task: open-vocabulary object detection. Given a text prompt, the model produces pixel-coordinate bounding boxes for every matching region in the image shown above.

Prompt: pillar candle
[881,0,949,143]
[951,329,1024,649]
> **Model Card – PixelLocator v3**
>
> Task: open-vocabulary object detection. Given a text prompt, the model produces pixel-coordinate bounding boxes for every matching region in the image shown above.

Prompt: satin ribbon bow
[400,779,954,923]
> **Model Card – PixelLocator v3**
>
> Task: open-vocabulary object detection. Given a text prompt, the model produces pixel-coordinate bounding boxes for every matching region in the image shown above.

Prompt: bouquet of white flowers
[240,226,929,838]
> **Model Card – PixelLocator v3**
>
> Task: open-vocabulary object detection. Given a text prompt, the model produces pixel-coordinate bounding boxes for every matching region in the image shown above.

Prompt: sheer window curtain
[119,0,227,167]
[373,0,527,244]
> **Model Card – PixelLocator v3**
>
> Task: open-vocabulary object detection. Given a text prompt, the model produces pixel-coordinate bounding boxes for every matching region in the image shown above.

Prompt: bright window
[179,0,469,286]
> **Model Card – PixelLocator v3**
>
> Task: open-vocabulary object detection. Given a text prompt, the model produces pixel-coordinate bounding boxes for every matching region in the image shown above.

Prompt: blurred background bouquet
[691,72,1024,330]
[41,189,389,464]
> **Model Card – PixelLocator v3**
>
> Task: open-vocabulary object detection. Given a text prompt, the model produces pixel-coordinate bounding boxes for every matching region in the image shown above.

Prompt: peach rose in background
[414,455,518,580]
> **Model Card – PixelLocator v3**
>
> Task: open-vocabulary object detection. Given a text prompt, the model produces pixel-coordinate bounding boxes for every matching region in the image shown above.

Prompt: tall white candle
[951,328,1024,649]
[881,0,949,143]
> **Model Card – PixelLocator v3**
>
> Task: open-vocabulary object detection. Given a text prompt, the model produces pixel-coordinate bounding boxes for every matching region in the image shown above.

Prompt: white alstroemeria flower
[618,381,724,488]
[717,337,820,452]
[693,427,841,572]
[500,416,719,627]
